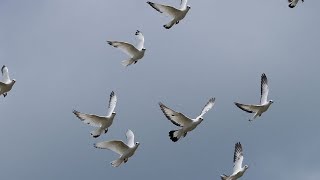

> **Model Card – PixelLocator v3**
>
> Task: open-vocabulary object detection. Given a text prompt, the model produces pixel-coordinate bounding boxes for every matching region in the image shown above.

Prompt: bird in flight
[234,73,274,121]
[159,98,215,142]
[73,91,117,138]
[147,0,191,29]
[0,65,16,98]
[220,142,249,180]
[107,30,146,67]
[94,129,140,167]
[288,0,304,8]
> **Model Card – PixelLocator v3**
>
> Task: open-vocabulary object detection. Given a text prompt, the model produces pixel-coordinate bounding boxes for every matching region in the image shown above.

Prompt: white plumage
[73,91,117,138]
[147,0,191,29]
[94,129,140,167]
[0,65,16,98]
[220,142,249,180]
[159,98,215,142]
[107,30,146,67]
[234,73,274,121]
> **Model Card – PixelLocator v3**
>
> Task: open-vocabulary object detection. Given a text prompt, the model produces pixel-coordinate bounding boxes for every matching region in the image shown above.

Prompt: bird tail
[121,59,135,67]
[90,128,103,138]
[220,174,229,180]
[111,159,123,167]
[163,20,175,29]
[169,130,184,142]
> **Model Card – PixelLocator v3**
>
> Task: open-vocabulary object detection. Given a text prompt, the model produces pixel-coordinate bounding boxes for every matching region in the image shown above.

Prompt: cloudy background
[1,0,320,179]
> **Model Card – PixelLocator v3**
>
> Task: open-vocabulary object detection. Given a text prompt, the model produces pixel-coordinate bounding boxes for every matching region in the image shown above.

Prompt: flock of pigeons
[0,0,304,179]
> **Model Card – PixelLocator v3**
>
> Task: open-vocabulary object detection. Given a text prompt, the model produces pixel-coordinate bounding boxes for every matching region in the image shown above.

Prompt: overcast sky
[1,0,320,179]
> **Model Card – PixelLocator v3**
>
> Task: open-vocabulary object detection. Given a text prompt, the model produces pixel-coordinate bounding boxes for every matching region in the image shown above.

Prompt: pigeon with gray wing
[220,142,249,180]
[73,91,117,138]
[234,73,274,121]
[107,30,146,67]
[94,129,140,167]
[147,0,191,29]
[159,98,215,142]
[0,65,16,97]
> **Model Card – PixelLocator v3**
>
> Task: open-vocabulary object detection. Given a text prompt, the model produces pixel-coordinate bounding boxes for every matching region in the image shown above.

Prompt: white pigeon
[234,73,274,121]
[107,30,146,67]
[220,142,249,180]
[147,0,191,29]
[94,129,140,167]
[0,65,16,97]
[159,98,215,142]
[288,0,304,8]
[73,91,117,138]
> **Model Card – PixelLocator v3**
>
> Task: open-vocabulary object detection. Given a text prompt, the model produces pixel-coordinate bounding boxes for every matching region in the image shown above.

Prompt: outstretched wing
[159,102,192,127]
[106,91,117,117]
[233,142,244,174]
[260,73,269,105]
[126,129,135,148]
[234,102,261,113]
[147,1,180,18]
[73,110,103,127]
[1,65,11,83]
[107,41,139,57]
[199,98,215,117]
[94,140,129,155]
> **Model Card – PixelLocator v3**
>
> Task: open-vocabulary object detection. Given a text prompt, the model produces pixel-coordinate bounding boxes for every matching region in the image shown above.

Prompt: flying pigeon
[94,129,140,167]
[73,91,117,138]
[107,30,146,67]
[159,98,215,142]
[0,65,16,97]
[220,142,249,180]
[147,0,191,29]
[234,73,274,121]
[288,0,304,8]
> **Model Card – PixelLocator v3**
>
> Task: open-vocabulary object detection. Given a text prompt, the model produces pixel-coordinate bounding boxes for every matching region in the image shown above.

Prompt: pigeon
[73,91,117,138]
[220,142,249,180]
[94,129,140,167]
[107,30,146,67]
[159,98,215,142]
[288,0,304,8]
[147,0,191,29]
[234,73,274,121]
[0,65,16,97]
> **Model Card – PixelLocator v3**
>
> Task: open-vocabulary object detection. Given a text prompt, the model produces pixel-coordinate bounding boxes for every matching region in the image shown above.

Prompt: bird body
[107,30,146,67]
[159,98,215,142]
[0,65,16,97]
[234,73,273,121]
[73,91,117,138]
[94,129,140,167]
[147,0,191,29]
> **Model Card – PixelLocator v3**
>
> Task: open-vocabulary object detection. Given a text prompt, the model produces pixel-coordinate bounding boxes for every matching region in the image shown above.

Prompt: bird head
[135,142,140,146]
[12,79,16,84]
[244,165,249,170]
[187,5,191,9]
[269,100,274,104]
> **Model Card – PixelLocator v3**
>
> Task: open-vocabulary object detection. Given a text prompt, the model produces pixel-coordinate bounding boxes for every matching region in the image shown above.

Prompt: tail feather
[90,128,103,138]
[121,59,135,67]
[289,3,296,8]
[163,20,175,29]
[169,130,183,142]
[111,159,123,167]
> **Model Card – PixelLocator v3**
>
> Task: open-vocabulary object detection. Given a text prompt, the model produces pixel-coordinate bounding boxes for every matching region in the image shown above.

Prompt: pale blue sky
[1,0,320,179]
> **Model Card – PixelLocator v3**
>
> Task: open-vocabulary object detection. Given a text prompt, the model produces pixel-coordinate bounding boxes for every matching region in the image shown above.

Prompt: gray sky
[1,0,320,179]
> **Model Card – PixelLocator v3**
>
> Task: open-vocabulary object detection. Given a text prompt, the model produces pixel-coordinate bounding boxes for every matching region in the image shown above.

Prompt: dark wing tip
[110,91,115,97]
[233,142,243,162]
[72,110,85,120]
[261,73,267,80]
[169,130,179,142]
[106,41,112,45]
[234,102,254,113]
[1,65,5,73]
